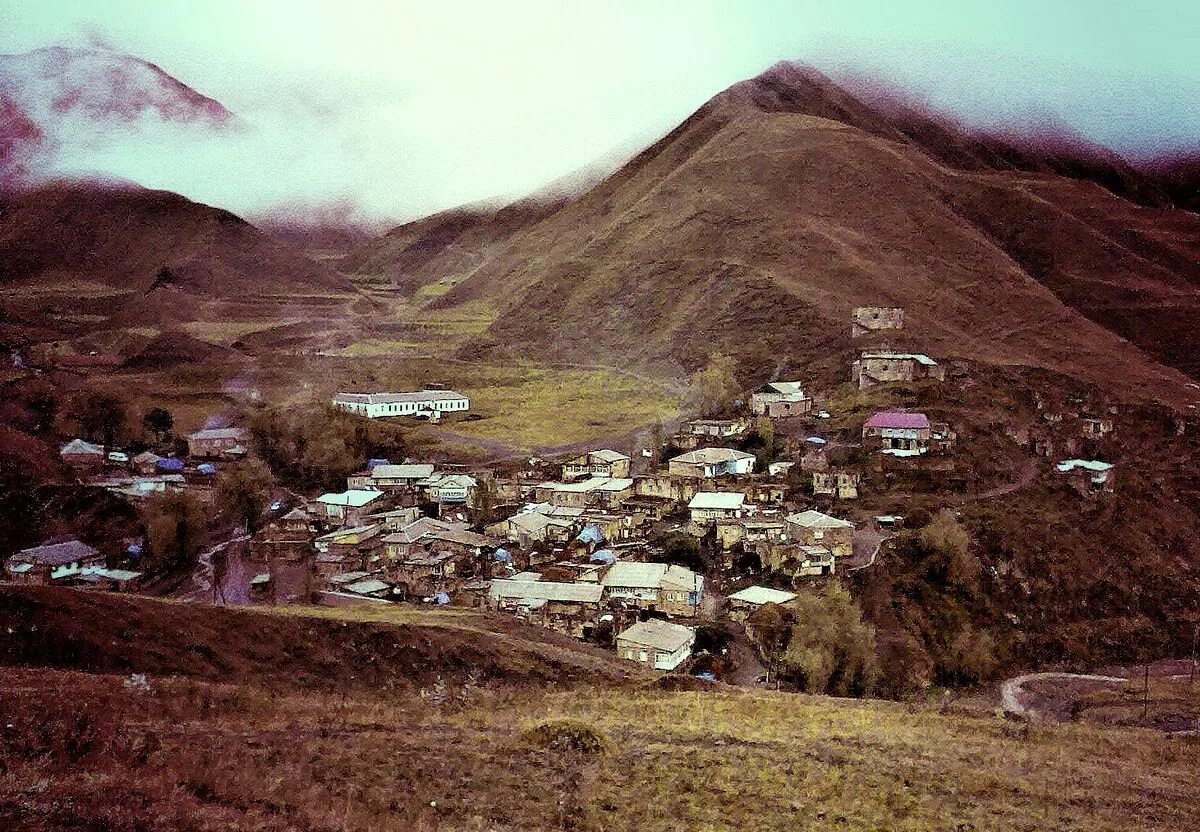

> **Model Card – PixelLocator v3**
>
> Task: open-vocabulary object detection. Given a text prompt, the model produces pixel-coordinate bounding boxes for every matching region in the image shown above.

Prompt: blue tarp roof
[590,549,616,564]
[197,463,217,474]
[576,524,603,544]
[155,458,184,472]
[367,458,390,468]
[492,548,512,562]
[430,592,451,605]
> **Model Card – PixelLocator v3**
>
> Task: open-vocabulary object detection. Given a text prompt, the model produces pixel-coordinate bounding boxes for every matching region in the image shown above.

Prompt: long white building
[331,389,470,419]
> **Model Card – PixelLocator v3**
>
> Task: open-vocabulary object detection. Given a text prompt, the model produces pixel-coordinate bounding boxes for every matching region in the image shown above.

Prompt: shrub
[520,719,609,756]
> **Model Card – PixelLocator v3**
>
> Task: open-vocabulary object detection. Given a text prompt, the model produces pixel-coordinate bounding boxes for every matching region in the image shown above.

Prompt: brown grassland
[2,588,1200,832]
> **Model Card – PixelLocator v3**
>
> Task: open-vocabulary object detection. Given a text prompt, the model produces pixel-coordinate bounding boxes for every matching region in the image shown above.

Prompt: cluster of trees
[747,583,878,696]
[58,389,177,450]
[249,405,407,492]
[648,531,704,572]
[691,353,740,417]
[143,491,206,574]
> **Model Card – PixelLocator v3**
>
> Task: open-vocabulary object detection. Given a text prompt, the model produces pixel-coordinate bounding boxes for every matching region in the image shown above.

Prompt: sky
[1,0,1197,226]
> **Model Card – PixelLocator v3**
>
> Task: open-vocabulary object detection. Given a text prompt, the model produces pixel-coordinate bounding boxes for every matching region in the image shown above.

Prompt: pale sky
[2,1,1197,226]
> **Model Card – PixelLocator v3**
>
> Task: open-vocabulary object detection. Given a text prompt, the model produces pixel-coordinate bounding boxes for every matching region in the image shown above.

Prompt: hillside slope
[1,589,1198,831]
[418,63,1200,402]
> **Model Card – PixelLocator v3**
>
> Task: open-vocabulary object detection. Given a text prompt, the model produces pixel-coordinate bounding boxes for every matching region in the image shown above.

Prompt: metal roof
[786,510,853,529]
[489,580,603,604]
[371,463,436,480]
[333,390,468,405]
[671,447,755,465]
[12,539,100,566]
[728,586,797,606]
[616,619,695,652]
[316,489,384,507]
[865,411,931,430]
[688,492,746,510]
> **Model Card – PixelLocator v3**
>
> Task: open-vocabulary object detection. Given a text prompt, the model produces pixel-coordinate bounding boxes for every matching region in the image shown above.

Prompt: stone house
[851,352,944,389]
[851,306,904,338]
[616,619,696,671]
[750,381,812,418]
[1081,418,1115,440]
[687,492,746,526]
[862,412,932,452]
[533,477,634,510]
[668,448,755,479]
[4,539,104,585]
[601,561,703,617]
[715,517,786,552]
[762,542,837,578]
[785,510,854,557]
[633,475,698,503]
[314,488,387,527]
[562,450,631,481]
[249,507,314,563]
[673,418,750,449]
[812,470,861,499]
[349,463,436,491]
[487,579,604,638]
[186,427,249,458]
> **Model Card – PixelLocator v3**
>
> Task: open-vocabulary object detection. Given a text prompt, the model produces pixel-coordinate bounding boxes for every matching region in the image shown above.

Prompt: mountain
[0,45,235,188]
[399,62,1200,402]
[0,181,348,328]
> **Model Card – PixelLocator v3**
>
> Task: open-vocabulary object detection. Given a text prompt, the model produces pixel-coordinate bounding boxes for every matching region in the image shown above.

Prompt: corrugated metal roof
[671,447,755,464]
[865,411,930,429]
[786,510,853,529]
[489,579,603,603]
[333,390,468,405]
[688,492,746,510]
[727,586,797,605]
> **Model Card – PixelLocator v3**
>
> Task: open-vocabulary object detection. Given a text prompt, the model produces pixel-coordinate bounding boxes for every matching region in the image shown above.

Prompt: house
[851,306,905,338]
[382,517,497,570]
[616,619,696,671]
[505,510,578,547]
[131,451,163,475]
[688,492,746,525]
[342,577,393,599]
[366,506,426,532]
[762,542,837,578]
[60,438,105,468]
[673,418,750,450]
[1056,459,1115,494]
[331,389,469,419]
[313,523,384,574]
[314,488,386,527]
[634,475,698,503]
[812,470,861,500]
[187,427,249,457]
[750,381,812,418]
[488,579,604,637]
[785,510,854,557]
[419,473,477,504]
[5,539,105,585]
[351,463,437,490]
[249,508,314,563]
[727,586,797,621]
[562,450,631,480]
[1081,418,1114,439]
[862,412,932,452]
[389,551,458,597]
[715,516,786,552]
[851,352,944,389]
[601,561,703,617]
[668,448,755,479]
[533,477,634,509]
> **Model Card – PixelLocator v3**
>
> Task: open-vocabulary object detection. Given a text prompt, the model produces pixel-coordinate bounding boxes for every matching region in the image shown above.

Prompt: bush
[520,719,609,755]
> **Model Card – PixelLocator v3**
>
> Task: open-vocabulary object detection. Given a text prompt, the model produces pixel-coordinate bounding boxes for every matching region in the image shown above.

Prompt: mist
[2,1,1197,229]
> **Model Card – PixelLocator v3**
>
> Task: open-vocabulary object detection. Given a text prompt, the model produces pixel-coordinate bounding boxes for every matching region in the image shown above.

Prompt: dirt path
[179,533,250,603]
[965,458,1039,502]
[726,623,767,687]
[999,671,1126,719]
[844,528,886,572]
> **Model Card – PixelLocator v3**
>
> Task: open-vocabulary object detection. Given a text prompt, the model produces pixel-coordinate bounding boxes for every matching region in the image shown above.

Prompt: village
[3,306,1125,677]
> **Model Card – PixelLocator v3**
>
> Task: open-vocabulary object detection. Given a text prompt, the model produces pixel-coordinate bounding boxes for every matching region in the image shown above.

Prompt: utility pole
[1190,623,1197,689]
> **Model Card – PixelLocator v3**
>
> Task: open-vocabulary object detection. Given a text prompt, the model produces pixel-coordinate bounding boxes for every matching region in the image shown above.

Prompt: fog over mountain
[2,2,1197,227]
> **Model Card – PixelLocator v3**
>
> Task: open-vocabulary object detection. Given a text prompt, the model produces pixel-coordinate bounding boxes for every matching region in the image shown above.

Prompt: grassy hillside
[1,589,1198,831]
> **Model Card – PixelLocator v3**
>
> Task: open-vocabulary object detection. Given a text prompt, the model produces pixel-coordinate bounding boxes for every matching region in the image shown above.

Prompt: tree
[67,390,127,448]
[691,353,740,417]
[142,407,174,443]
[918,509,981,594]
[214,458,276,534]
[752,584,878,697]
[469,477,495,530]
[144,491,206,574]
[649,531,703,572]
[23,382,58,434]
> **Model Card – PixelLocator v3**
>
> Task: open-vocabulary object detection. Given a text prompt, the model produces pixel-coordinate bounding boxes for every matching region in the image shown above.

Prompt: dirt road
[999,671,1126,719]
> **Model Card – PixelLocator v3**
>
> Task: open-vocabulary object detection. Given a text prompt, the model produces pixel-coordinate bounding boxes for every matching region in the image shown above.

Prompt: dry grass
[2,666,1197,832]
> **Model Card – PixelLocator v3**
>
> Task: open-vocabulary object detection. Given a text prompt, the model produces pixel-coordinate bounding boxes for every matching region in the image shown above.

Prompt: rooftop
[616,619,695,652]
[602,561,702,592]
[316,489,384,508]
[671,448,755,465]
[860,352,938,366]
[333,390,468,405]
[864,411,931,430]
[787,510,854,529]
[688,492,746,511]
[188,427,247,441]
[11,539,100,567]
[728,586,798,606]
[371,463,436,480]
[489,580,603,604]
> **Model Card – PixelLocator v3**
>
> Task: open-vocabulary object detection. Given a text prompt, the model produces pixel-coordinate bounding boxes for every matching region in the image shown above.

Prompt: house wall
[786,523,854,557]
[851,306,904,337]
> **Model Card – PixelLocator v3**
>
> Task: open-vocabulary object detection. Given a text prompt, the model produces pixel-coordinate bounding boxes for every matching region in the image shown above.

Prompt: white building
[688,492,746,524]
[668,447,756,479]
[601,562,703,616]
[750,381,812,418]
[331,389,470,419]
[616,619,696,671]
